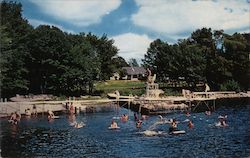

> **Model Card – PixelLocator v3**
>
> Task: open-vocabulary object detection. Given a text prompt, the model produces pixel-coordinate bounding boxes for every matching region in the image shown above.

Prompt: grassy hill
[95,80,146,97]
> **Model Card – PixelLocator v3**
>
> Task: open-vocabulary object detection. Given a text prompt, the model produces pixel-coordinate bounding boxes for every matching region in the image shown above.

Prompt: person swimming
[121,114,128,122]
[110,120,119,129]
[25,108,31,116]
[9,112,21,124]
[205,110,211,116]
[188,120,194,128]
[9,112,17,124]
[185,111,191,117]
[74,122,85,128]
[47,110,55,119]
[141,115,148,120]
[217,115,228,127]
[169,119,178,133]
[136,120,142,128]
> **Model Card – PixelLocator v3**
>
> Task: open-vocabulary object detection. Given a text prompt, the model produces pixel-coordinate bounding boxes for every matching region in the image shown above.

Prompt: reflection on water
[1,105,250,157]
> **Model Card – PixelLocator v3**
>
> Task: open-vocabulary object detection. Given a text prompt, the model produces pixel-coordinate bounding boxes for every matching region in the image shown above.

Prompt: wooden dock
[118,91,250,115]
[0,91,249,117]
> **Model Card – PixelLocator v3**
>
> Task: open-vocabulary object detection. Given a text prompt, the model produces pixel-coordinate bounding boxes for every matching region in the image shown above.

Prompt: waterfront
[1,105,250,158]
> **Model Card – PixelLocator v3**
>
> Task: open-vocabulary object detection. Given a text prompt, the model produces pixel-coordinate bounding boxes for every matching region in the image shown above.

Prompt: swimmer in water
[205,110,211,116]
[188,120,194,128]
[136,120,142,128]
[121,114,128,122]
[47,110,55,119]
[217,115,228,127]
[169,119,178,133]
[110,120,118,128]
[141,115,148,120]
[185,111,191,117]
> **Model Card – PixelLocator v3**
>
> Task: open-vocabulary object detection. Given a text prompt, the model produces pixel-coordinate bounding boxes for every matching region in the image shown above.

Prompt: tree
[128,58,139,67]
[26,25,71,94]
[142,39,164,75]
[223,33,249,90]
[111,56,128,77]
[178,40,206,85]
[86,33,119,80]
[0,1,33,98]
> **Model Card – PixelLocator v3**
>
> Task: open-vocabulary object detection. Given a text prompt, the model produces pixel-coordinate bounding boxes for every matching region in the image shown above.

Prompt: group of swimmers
[9,106,228,133]
[9,106,38,124]
[109,110,228,133]
[109,113,149,129]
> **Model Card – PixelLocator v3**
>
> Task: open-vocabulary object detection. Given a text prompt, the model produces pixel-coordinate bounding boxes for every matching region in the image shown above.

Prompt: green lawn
[95,80,146,97]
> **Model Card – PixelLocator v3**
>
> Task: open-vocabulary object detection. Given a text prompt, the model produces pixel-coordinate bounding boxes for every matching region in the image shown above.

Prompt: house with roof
[122,67,146,80]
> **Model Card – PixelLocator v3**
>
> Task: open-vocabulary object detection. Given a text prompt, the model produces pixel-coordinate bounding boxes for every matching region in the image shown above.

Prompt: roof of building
[122,67,146,75]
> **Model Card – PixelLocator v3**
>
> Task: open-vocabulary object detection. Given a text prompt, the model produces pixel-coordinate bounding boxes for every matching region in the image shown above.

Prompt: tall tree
[0,1,33,98]
[86,33,118,80]
[26,25,71,94]
[223,33,249,90]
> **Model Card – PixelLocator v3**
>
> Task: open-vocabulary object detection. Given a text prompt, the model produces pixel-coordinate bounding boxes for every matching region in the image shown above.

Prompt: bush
[220,80,240,91]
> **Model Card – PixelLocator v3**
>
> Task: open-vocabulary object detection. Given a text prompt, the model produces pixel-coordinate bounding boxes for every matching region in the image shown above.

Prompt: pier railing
[191,91,248,99]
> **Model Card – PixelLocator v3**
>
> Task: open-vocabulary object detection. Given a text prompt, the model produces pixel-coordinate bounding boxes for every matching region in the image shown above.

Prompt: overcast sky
[11,0,250,63]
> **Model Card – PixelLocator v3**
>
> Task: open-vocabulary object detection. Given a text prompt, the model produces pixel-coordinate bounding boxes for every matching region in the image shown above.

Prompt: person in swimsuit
[110,120,118,128]
[169,119,178,133]
[136,120,142,128]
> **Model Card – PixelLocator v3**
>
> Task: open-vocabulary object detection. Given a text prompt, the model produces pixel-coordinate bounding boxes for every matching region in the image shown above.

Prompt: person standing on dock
[205,83,210,92]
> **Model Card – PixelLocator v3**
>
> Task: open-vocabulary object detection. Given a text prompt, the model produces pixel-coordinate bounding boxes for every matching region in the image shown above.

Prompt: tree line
[143,28,249,91]
[1,1,249,98]
[0,1,128,98]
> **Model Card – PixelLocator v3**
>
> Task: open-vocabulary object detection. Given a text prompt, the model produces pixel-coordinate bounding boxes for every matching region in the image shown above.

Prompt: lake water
[1,105,250,158]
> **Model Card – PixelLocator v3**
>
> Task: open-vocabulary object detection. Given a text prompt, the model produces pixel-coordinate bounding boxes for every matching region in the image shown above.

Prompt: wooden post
[213,99,216,111]
[138,104,142,114]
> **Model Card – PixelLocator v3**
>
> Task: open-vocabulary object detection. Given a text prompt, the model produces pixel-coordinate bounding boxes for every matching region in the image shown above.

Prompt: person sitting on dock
[110,120,119,129]
[136,120,142,128]
[47,110,55,119]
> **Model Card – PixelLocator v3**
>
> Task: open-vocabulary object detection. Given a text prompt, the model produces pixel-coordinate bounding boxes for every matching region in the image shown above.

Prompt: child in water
[136,120,142,128]
[47,110,55,119]
[217,115,228,127]
[169,119,178,133]
[188,120,194,128]
[110,120,119,128]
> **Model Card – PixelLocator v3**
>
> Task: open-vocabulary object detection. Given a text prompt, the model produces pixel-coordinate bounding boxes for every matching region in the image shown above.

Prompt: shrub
[220,80,240,91]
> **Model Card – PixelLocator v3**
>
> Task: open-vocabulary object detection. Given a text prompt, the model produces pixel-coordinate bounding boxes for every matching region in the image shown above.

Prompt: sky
[8,0,250,63]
